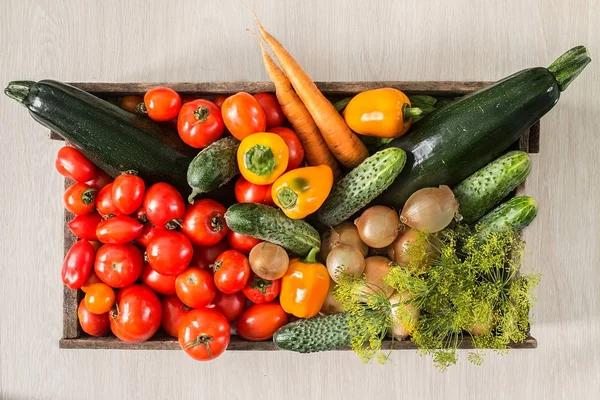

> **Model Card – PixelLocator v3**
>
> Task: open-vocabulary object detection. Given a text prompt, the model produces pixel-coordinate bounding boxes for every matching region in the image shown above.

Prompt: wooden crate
[52,81,540,350]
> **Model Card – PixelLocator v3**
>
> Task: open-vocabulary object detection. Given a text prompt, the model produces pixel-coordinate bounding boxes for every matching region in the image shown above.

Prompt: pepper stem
[402,104,422,121]
[4,81,34,105]
[333,97,352,113]
[193,105,210,122]
[548,45,591,92]
[244,144,276,176]
[277,188,298,209]
[303,247,319,263]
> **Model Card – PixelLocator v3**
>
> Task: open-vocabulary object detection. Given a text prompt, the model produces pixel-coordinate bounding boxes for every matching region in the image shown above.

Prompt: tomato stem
[81,188,97,205]
[135,102,147,114]
[185,334,214,358]
[193,105,210,122]
[166,218,182,230]
[109,303,119,319]
[210,260,223,272]
[251,276,272,294]
[211,214,224,232]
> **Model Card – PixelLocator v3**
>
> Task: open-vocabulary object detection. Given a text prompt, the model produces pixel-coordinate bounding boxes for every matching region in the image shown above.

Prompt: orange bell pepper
[280,248,330,318]
[271,165,333,219]
[237,132,289,184]
[343,88,422,138]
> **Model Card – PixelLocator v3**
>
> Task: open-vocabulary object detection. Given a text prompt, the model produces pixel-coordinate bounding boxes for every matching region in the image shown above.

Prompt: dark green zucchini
[5,80,196,195]
[377,46,590,208]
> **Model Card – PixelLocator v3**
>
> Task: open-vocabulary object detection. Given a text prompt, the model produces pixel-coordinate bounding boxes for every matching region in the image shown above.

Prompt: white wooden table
[1,0,598,399]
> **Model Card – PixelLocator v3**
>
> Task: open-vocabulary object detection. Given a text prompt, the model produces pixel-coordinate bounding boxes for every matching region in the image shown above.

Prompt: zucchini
[187,136,240,203]
[377,46,590,208]
[273,313,351,353]
[316,148,406,227]
[225,203,320,256]
[476,196,538,240]
[5,80,196,195]
[453,151,531,223]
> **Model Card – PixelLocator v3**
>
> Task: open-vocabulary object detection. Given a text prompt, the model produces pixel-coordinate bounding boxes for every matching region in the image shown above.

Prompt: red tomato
[62,239,95,290]
[212,250,251,294]
[175,267,217,308]
[96,183,122,218]
[81,271,102,293]
[110,285,162,343]
[208,291,246,322]
[143,87,182,122]
[78,299,109,337]
[86,169,112,190]
[84,283,115,314]
[161,295,192,337]
[178,308,230,361]
[181,199,229,246]
[55,146,97,183]
[236,302,288,341]
[134,206,147,223]
[134,224,164,248]
[242,274,281,304]
[140,262,177,295]
[94,243,143,288]
[254,93,285,129]
[213,95,228,108]
[142,183,185,228]
[146,230,193,276]
[68,212,102,240]
[112,173,145,215]
[96,215,143,244]
[227,231,261,254]
[234,176,274,205]
[269,127,305,171]
[64,183,97,216]
[221,92,266,141]
[177,99,225,148]
[190,240,229,269]
[119,95,144,113]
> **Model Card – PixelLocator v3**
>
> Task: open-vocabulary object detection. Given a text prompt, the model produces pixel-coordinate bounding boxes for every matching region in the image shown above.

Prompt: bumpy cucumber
[476,196,538,240]
[273,313,351,353]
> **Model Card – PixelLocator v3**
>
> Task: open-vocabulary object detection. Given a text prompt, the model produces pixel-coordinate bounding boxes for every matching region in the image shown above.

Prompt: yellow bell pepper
[271,165,333,219]
[280,248,330,318]
[343,88,422,138]
[237,132,289,184]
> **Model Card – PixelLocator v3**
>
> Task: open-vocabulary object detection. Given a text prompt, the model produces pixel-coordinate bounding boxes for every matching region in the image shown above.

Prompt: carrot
[248,30,342,179]
[245,7,369,168]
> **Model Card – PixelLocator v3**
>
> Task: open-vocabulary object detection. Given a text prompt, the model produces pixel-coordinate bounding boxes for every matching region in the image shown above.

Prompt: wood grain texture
[1,0,599,400]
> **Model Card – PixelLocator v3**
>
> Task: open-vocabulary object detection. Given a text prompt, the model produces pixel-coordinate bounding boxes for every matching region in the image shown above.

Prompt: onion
[387,228,439,271]
[326,244,366,282]
[320,279,344,315]
[354,206,400,248]
[320,222,368,261]
[388,290,420,340]
[249,242,289,280]
[400,185,459,233]
[356,256,395,301]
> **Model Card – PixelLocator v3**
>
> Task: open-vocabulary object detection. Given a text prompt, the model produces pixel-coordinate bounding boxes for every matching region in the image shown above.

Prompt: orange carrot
[248,30,342,178]
[245,8,369,168]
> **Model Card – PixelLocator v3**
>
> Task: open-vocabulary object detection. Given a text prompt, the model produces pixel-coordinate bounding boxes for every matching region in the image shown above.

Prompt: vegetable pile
[4,8,591,368]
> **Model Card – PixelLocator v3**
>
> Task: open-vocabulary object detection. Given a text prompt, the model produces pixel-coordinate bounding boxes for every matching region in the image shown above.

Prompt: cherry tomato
[96,215,143,244]
[112,173,145,215]
[213,95,228,108]
[64,183,97,216]
[81,271,102,293]
[182,199,229,246]
[177,99,225,148]
[242,273,281,304]
[94,243,143,288]
[236,302,288,341]
[78,299,109,337]
[254,93,285,129]
[141,262,177,295]
[143,183,185,228]
[68,212,102,240]
[119,95,143,113]
[134,206,147,223]
[212,250,251,294]
[161,295,192,337]
[55,146,97,183]
[208,291,246,322]
[62,239,95,290]
[85,169,113,190]
[268,127,305,171]
[178,308,230,361]
[234,176,274,205]
[84,283,115,314]
[221,92,266,141]
[134,224,165,248]
[146,230,193,276]
[190,240,229,269]
[96,183,122,218]
[110,284,162,343]
[175,267,216,308]
[143,87,182,122]
[227,231,261,254]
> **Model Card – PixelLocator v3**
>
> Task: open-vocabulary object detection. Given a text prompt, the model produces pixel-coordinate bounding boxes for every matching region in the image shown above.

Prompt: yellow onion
[326,244,366,283]
[320,222,369,261]
[354,206,400,248]
[387,228,439,272]
[320,279,344,315]
[356,256,395,301]
[388,290,420,340]
[400,185,459,232]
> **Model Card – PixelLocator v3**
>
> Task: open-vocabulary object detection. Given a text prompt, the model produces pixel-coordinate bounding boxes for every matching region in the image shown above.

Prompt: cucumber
[377,46,590,208]
[453,151,531,223]
[273,313,351,353]
[476,196,538,240]
[316,148,406,227]
[225,203,320,256]
[187,136,240,203]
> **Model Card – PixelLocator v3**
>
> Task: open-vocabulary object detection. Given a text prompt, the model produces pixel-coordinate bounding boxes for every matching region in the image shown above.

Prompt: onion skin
[320,279,344,315]
[357,256,395,301]
[354,206,400,248]
[400,185,458,233]
[326,244,366,283]
[388,290,420,340]
[320,222,368,261]
[387,229,438,273]
[249,242,289,280]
